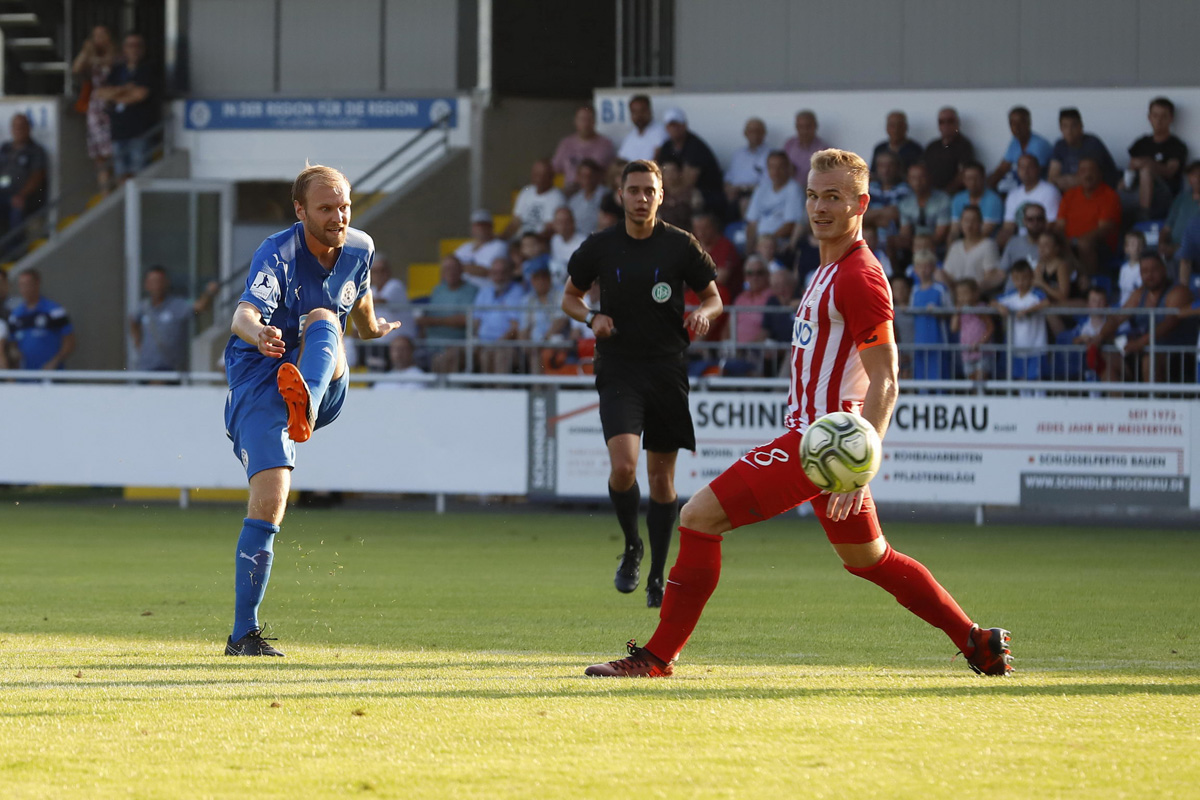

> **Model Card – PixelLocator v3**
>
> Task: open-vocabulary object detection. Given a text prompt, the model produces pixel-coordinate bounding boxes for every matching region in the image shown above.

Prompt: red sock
[845,546,975,651]
[644,527,723,663]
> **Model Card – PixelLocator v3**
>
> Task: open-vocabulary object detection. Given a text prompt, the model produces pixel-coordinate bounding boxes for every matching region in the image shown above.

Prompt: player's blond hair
[292,163,350,207]
[809,148,870,196]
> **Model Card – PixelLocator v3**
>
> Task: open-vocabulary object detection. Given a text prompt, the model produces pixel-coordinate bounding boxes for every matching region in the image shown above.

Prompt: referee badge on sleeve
[651,282,672,303]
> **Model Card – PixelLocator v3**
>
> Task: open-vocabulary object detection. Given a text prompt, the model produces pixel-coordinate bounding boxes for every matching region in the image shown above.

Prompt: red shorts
[709,429,882,545]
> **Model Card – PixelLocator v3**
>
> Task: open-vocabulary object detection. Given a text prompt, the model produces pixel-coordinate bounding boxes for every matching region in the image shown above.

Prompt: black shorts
[595,351,695,452]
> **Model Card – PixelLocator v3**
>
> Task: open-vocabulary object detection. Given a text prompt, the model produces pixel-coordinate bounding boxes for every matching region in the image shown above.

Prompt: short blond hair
[292,163,350,207]
[809,148,870,196]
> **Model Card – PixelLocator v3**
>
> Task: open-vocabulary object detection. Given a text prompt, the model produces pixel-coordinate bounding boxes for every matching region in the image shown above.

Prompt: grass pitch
[1,501,1198,799]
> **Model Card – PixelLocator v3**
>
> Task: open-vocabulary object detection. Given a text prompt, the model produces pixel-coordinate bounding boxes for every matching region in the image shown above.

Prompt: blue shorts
[224,362,349,479]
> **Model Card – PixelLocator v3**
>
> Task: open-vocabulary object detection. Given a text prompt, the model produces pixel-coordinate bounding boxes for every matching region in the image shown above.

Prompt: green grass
[1,503,1198,799]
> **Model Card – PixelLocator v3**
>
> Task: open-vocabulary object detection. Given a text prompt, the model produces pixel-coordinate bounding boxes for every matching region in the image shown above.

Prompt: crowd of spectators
[348,93,1200,387]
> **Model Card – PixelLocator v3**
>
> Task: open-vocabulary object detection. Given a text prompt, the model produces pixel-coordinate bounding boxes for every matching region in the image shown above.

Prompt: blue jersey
[225,222,373,388]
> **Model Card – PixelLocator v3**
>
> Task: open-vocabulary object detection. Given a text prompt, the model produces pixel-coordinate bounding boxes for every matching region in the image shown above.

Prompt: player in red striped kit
[585,149,1013,678]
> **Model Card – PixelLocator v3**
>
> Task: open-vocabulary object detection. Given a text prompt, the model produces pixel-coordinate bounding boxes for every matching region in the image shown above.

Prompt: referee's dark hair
[621,159,663,187]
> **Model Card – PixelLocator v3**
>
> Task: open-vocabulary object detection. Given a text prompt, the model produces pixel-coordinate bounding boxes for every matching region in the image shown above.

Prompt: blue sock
[299,318,340,411]
[231,518,279,641]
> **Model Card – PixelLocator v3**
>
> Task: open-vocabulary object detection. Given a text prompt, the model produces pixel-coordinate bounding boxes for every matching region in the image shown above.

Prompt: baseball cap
[523,254,551,278]
[662,108,687,126]
[470,209,493,225]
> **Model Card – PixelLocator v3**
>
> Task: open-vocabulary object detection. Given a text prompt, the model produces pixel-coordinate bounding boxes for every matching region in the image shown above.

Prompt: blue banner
[184,97,457,130]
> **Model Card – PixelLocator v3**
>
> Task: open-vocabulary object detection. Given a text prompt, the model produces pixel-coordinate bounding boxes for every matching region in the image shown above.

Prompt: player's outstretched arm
[350,291,402,340]
[232,302,285,359]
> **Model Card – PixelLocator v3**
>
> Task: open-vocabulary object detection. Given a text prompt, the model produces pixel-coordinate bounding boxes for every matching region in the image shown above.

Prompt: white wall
[170,97,471,185]
[595,86,1200,178]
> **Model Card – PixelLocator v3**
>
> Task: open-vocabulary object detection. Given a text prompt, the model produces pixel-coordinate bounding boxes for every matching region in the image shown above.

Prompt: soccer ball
[799,411,882,494]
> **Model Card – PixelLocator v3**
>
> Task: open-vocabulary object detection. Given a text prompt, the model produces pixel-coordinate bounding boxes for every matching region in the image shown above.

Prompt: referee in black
[562,159,723,608]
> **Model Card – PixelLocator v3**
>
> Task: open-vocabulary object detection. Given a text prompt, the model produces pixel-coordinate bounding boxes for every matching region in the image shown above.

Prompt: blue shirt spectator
[473,260,527,341]
[991,106,1054,193]
[8,269,74,370]
[1050,109,1119,191]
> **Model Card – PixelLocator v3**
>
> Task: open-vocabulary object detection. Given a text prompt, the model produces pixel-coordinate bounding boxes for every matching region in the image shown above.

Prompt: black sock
[646,497,678,582]
[608,481,642,550]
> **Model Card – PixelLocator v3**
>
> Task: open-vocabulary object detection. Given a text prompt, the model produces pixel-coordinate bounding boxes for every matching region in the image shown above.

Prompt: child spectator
[1072,286,1111,343]
[890,275,915,379]
[1118,230,1145,306]
[951,278,995,381]
[910,250,952,382]
[991,260,1050,382]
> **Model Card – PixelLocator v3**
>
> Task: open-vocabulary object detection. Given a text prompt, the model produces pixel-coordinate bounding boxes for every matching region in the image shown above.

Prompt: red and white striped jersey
[785,241,893,433]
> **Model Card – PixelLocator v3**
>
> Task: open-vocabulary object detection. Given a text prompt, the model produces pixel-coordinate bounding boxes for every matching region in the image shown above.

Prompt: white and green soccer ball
[799,411,883,494]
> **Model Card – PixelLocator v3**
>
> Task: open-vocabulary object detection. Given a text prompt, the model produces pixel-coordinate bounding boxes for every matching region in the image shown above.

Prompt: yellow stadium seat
[492,214,512,232]
[407,262,441,298]
[440,238,469,258]
[56,214,78,232]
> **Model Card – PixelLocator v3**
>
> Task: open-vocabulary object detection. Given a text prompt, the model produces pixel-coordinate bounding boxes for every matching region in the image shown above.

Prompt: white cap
[662,108,687,126]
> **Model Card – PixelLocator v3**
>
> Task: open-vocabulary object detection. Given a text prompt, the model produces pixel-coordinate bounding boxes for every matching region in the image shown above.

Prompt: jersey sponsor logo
[339,280,357,309]
[651,282,672,303]
[794,318,815,349]
[250,270,279,303]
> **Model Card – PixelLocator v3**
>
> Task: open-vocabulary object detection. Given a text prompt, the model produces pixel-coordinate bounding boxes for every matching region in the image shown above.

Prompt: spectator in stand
[455,209,509,288]
[552,105,615,195]
[473,256,526,374]
[940,205,1003,294]
[753,236,789,276]
[896,162,951,254]
[862,226,893,278]
[949,161,1003,240]
[356,253,415,370]
[512,231,548,281]
[1118,97,1188,222]
[416,255,478,373]
[924,107,975,193]
[1000,202,1048,276]
[658,108,726,220]
[910,249,952,382]
[759,268,798,376]
[731,255,773,349]
[549,206,586,284]
[991,260,1050,382]
[1071,286,1111,348]
[724,117,770,217]
[597,192,622,230]
[871,110,923,175]
[864,150,910,258]
[0,312,8,369]
[890,275,914,379]
[1161,161,1200,260]
[617,94,668,163]
[744,150,804,255]
[521,255,566,374]
[1056,157,1121,275]
[502,159,565,240]
[0,113,48,239]
[130,265,218,371]
[1048,107,1118,193]
[782,110,829,189]
[1174,214,1200,292]
[988,106,1053,194]
[1090,253,1193,383]
[950,278,995,381]
[999,154,1061,247]
[71,24,115,194]
[567,158,607,235]
[8,269,75,370]
[376,336,425,390]
[1033,229,1083,336]
[0,268,16,365]
[692,211,742,299]
[95,32,157,182]
[1117,230,1145,305]
[657,158,703,231]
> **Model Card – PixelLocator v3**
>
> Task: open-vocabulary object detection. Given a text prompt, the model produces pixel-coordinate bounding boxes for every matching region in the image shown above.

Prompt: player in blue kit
[222,164,401,656]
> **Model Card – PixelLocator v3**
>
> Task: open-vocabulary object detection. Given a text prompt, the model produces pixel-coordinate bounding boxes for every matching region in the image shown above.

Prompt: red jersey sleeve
[835,249,894,348]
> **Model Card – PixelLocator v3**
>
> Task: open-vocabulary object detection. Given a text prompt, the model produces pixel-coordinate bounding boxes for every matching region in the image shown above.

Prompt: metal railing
[616,0,674,87]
